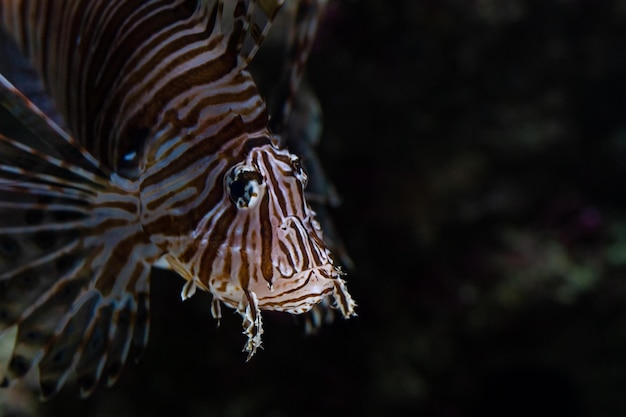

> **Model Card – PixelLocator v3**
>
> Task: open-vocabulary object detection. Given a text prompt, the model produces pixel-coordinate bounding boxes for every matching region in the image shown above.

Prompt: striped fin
[228,0,286,69]
[0,29,66,129]
[269,0,327,135]
[0,76,159,398]
[0,0,285,176]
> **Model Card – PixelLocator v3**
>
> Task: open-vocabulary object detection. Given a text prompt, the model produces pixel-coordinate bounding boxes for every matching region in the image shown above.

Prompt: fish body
[0,0,354,397]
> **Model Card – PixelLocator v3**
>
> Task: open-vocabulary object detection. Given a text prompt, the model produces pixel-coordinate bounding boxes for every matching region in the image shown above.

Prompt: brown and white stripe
[0,0,354,398]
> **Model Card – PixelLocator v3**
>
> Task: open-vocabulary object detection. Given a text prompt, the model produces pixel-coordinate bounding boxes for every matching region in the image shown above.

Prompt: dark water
[10,1,626,416]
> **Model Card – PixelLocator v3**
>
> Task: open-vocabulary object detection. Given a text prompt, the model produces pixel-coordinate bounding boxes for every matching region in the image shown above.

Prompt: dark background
[8,0,626,416]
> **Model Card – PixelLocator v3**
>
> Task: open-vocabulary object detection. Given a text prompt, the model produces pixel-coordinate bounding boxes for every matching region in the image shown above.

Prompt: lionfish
[0,0,355,398]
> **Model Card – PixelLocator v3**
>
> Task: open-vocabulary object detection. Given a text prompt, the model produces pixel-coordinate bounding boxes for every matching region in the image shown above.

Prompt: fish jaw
[202,259,355,359]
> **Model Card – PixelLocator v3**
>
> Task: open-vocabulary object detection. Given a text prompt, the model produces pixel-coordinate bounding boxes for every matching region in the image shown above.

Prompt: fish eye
[290,155,308,188]
[117,127,150,179]
[226,166,264,209]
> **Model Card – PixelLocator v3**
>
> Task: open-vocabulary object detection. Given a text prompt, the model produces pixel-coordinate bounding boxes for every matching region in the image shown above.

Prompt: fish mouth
[252,264,342,314]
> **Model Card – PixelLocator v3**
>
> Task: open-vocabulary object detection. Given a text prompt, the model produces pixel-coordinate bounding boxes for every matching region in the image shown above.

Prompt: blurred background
[5,0,626,416]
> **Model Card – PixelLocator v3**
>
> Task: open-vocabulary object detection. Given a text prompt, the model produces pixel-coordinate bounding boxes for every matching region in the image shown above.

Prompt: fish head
[204,140,348,315]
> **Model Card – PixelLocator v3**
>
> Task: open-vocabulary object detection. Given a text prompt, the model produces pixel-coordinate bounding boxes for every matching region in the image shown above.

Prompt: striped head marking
[147,136,355,352]
[151,137,355,357]
[213,141,339,314]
